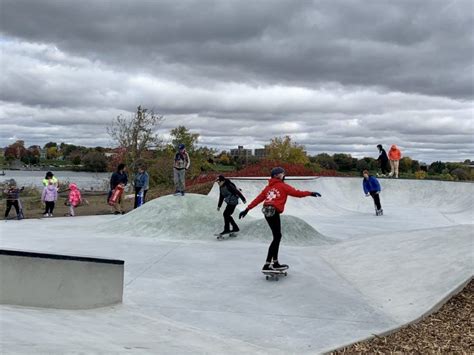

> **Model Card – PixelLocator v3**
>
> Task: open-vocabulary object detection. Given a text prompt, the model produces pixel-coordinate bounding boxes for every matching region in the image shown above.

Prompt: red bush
[186,160,339,187]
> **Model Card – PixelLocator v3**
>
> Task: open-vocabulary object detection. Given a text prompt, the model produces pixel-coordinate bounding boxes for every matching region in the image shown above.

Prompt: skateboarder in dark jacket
[239,167,321,271]
[216,175,246,236]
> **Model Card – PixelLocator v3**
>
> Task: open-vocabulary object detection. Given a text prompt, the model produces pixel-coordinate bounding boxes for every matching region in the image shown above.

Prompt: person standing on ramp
[173,144,190,196]
[239,167,321,271]
[216,175,246,237]
[388,144,402,178]
[376,144,390,177]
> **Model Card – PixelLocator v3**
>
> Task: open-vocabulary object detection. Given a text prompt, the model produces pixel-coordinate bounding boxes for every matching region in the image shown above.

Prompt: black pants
[264,211,282,263]
[223,204,238,231]
[5,200,19,218]
[380,160,390,175]
[134,188,148,209]
[370,191,382,210]
[44,201,55,214]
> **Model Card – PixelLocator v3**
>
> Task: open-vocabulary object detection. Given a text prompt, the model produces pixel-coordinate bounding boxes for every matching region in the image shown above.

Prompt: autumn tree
[107,106,164,170]
[267,136,309,164]
[169,126,199,153]
[4,140,26,161]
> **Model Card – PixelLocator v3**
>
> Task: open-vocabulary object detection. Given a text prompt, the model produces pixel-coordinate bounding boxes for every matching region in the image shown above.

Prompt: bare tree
[107,106,164,169]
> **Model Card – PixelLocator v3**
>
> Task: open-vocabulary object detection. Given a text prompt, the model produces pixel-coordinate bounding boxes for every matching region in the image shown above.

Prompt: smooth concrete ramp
[102,194,334,245]
[0,249,124,309]
[0,177,472,353]
[209,177,474,239]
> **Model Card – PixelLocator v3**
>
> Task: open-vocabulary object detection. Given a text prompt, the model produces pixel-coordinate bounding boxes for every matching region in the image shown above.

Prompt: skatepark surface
[0,177,472,354]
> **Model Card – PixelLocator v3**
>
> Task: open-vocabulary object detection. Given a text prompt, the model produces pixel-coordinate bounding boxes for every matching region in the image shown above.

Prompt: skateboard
[215,232,238,240]
[262,268,288,281]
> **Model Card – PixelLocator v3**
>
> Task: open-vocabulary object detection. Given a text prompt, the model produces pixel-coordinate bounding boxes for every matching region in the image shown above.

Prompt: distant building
[254,146,269,159]
[230,146,252,159]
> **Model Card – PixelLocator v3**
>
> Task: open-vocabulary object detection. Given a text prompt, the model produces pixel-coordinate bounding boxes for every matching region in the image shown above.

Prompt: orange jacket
[388,145,402,160]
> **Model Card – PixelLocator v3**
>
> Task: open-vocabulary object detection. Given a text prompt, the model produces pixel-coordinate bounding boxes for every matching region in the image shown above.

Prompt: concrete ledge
[0,249,124,309]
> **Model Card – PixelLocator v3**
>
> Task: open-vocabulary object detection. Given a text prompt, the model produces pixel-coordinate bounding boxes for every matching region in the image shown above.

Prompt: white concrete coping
[0,249,124,309]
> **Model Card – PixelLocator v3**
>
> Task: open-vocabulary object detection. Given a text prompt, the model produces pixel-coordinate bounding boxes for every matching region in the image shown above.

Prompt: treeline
[2,140,109,172]
[2,106,472,183]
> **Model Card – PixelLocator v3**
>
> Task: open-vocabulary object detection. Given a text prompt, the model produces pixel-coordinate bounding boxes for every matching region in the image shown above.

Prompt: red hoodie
[247,178,312,213]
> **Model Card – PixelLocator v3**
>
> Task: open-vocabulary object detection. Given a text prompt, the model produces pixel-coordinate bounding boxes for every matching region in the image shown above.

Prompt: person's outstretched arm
[283,184,312,198]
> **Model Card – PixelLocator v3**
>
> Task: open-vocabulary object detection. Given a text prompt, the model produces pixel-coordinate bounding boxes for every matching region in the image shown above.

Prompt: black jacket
[377,148,389,163]
[110,171,128,190]
[218,179,246,207]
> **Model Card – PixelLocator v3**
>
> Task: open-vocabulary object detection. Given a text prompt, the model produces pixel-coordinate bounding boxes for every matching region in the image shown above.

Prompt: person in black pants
[4,182,24,220]
[239,167,321,271]
[377,144,390,176]
[362,170,383,215]
[216,175,246,236]
[133,165,149,209]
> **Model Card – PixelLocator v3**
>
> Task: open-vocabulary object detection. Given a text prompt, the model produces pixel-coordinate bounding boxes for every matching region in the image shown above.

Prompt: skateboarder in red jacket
[239,167,321,271]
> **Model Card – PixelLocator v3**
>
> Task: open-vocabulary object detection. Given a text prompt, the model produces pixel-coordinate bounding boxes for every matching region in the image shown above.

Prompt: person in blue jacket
[362,170,383,216]
[133,165,149,209]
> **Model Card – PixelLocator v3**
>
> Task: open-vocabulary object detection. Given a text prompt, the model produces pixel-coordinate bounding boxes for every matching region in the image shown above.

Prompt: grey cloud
[1,0,472,99]
[0,0,472,163]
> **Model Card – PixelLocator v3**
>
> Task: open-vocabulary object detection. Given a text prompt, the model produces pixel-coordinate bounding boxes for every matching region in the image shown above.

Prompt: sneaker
[272,261,288,270]
[43,213,49,217]
[231,227,240,233]
[218,230,231,236]
[181,191,185,196]
[262,263,272,271]
[49,213,53,217]
[121,211,126,215]
[113,211,121,215]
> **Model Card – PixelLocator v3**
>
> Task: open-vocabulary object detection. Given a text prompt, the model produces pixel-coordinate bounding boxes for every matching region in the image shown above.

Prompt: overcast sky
[0,0,473,163]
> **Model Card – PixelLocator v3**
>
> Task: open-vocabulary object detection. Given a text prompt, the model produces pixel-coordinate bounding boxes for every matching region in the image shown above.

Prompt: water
[0,170,111,191]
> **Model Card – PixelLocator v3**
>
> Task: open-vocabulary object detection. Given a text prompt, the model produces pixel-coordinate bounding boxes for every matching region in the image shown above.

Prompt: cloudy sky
[0,0,472,163]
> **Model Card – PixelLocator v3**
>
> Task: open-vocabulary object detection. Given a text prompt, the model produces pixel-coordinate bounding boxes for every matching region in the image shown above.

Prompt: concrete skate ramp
[0,249,124,309]
[209,177,474,237]
[102,194,332,245]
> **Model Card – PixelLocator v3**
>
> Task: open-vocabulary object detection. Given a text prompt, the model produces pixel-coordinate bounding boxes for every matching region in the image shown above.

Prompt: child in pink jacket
[67,183,82,216]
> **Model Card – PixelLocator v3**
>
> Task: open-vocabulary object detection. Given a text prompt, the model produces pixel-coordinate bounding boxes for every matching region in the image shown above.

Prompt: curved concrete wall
[0,249,124,309]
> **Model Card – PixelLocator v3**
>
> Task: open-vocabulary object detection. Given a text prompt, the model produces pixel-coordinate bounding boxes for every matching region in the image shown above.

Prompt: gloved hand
[311,192,321,197]
[365,193,370,197]
[242,199,247,204]
[239,209,249,219]
[217,206,220,211]
[375,191,380,194]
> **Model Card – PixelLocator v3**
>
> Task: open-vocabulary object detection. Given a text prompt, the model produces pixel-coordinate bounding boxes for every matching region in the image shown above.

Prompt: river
[1,170,111,191]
